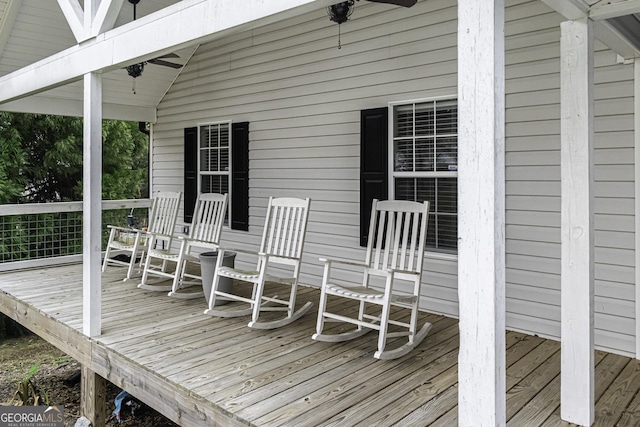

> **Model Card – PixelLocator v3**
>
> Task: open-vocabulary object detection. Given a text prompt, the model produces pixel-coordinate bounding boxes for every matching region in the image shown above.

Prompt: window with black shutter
[391,98,458,252]
[231,122,249,231]
[184,127,198,223]
[183,121,249,230]
[360,107,388,247]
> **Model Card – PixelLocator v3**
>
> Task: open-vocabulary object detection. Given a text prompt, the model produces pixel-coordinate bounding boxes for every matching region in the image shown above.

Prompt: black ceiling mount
[126,62,144,78]
[328,1,355,25]
[327,0,417,49]
[124,0,182,83]
[128,0,140,19]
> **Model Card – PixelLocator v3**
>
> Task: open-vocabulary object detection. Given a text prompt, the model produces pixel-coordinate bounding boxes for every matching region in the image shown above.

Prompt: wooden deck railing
[0,199,152,271]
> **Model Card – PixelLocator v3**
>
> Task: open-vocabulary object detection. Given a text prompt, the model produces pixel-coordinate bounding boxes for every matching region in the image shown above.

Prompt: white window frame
[197,120,232,223]
[388,96,458,255]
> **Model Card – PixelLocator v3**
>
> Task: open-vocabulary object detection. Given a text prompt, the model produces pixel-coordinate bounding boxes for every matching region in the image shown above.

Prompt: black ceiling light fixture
[327,1,355,49]
[124,0,183,92]
[327,0,418,49]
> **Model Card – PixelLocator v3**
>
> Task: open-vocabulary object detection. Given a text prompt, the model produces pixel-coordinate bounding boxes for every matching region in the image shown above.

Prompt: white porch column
[457,0,506,426]
[560,18,595,426]
[83,72,103,337]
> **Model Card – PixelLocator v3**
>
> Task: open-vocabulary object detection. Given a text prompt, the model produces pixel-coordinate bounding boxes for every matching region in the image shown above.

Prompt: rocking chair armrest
[175,233,200,242]
[215,246,260,257]
[144,231,173,240]
[106,225,139,233]
[386,268,421,276]
[319,257,368,269]
[177,236,219,247]
[260,252,301,262]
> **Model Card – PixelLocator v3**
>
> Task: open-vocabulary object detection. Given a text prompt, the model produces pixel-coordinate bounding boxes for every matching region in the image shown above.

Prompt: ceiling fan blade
[366,0,417,7]
[148,58,183,69]
[156,53,179,59]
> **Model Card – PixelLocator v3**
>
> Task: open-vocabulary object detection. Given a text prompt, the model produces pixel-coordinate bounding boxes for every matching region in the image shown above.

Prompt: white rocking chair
[138,193,228,299]
[312,199,431,360]
[204,197,313,329]
[102,191,182,280]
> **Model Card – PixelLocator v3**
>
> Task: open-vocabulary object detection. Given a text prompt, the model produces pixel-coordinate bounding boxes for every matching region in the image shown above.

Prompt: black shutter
[360,108,388,247]
[184,127,198,223]
[231,122,250,231]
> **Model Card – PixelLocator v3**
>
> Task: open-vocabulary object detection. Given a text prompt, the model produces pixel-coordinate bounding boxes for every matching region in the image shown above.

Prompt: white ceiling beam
[91,0,125,37]
[542,0,640,20]
[57,0,85,43]
[84,0,98,33]
[0,96,157,122]
[0,0,22,57]
[595,20,640,59]
[540,0,588,20]
[0,0,335,105]
[590,0,640,20]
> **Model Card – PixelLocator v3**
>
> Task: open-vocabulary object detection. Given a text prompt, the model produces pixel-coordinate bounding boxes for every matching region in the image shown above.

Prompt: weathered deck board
[593,358,640,426]
[254,323,460,426]
[1,263,640,426]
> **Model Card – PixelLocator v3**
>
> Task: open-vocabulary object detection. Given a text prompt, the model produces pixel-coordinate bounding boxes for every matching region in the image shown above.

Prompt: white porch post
[560,18,595,426]
[457,0,506,426]
[83,72,103,337]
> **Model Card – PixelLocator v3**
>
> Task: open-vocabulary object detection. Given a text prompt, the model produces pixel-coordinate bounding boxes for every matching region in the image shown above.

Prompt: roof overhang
[5,0,640,122]
[542,0,640,59]
[0,0,336,121]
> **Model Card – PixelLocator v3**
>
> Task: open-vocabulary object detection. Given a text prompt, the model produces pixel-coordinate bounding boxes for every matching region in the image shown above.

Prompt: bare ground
[0,334,178,427]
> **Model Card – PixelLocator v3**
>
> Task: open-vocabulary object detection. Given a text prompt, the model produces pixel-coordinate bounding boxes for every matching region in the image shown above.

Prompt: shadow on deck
[1,263,639,426]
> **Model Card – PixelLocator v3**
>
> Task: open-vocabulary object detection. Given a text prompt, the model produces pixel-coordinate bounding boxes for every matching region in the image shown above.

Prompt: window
[184,122,249,230]
[390,99,458,252]
[199,122,230,196]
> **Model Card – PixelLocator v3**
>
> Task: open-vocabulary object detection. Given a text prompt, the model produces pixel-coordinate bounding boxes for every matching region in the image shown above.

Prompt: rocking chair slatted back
[148,192,182,235]
[366,200,429,275]
[190,193,227,243]
[260,197,311,262]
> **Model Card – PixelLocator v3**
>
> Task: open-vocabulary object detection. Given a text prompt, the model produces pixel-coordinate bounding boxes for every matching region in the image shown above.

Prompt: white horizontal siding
[502,1,636,357]
[155,0,461,319]
[153,0,636,356]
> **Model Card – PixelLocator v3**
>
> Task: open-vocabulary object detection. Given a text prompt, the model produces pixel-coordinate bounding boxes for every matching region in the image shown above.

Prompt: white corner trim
[635,58,640,360]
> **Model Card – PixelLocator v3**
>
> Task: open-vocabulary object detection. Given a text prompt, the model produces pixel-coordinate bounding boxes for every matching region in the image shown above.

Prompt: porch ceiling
[0,0,337,122]
[2,0,640,122]
[0,0,187,121]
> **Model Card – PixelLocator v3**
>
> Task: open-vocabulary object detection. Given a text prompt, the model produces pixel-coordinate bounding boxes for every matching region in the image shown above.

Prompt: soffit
[0,0,186,121]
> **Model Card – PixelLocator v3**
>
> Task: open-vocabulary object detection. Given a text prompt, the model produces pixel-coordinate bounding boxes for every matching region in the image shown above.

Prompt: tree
[0,113,27,204]
[1,113,148,203]
[0,113,150,338]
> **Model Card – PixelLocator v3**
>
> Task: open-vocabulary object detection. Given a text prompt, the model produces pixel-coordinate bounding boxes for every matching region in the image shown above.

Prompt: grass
[0,335,68,387]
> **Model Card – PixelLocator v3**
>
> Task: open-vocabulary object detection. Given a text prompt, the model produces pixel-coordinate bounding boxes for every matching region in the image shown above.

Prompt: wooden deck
[1,264,640,426]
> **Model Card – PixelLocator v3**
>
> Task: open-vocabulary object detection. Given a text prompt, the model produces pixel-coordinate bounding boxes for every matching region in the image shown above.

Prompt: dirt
[0,334,178,427]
